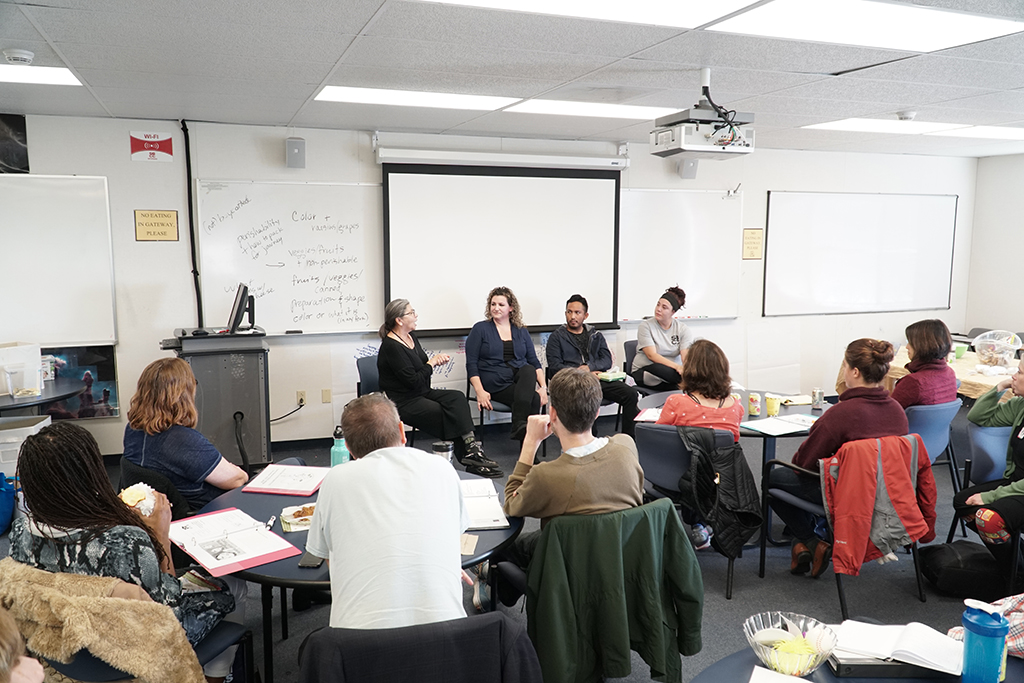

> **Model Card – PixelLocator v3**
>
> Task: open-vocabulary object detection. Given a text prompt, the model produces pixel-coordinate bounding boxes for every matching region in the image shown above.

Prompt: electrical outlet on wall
[297,391,306,406]
[322,389,332,403]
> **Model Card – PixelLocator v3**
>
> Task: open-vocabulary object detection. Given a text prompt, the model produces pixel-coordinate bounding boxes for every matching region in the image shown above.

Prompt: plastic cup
[765,395,781,417]
[956,344,968,359]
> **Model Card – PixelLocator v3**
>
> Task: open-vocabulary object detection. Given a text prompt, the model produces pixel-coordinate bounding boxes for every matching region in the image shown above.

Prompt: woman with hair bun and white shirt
[630,285,695,390]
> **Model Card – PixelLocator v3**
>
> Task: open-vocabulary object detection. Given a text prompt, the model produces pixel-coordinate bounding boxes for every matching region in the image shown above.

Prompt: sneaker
[472,577,491,611]
[689,523,713,551]
[474,562,490,583]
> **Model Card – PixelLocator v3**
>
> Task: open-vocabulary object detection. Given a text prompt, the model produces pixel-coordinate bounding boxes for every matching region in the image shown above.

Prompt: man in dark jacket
[546,294,639,438]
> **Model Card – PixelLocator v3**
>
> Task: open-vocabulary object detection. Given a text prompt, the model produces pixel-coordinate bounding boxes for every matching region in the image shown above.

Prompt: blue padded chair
[905,398,962,491]
[46,621,252,682]
[635,423,738,597]
[944,423,1020,594]
[356,355,415,445]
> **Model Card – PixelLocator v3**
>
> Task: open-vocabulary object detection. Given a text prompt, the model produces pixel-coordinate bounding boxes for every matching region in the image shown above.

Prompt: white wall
[23,116,978,454]
[968,154,1024,334]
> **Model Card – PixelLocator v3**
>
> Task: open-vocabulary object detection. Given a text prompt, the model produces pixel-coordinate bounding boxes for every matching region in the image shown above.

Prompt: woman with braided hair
[8,422,234,651]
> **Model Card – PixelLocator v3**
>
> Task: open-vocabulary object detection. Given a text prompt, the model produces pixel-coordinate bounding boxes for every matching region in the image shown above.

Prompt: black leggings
[395,388,475,442]
[488,366,540,435]
[953,480,1024,570]
[631,362,681,391]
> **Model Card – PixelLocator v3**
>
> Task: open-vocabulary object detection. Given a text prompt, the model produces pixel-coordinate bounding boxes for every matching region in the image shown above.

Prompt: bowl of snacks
[743,612,837,677]
[973,330,1021,367]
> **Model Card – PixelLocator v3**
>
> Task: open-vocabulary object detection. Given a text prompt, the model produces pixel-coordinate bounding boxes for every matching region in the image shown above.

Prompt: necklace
[389,331,414,349]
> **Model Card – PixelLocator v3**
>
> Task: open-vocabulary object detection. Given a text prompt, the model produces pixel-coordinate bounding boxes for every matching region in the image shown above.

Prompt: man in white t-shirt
[306,393,470,629]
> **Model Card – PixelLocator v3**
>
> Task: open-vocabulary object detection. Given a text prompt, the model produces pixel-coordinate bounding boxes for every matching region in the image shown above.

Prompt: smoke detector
[897,111,917,121]
[3,49,34,65]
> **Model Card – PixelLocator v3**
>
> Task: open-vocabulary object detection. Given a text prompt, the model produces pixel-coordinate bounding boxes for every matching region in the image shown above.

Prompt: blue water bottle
[961,607,1009,683]
[330,425,350,466]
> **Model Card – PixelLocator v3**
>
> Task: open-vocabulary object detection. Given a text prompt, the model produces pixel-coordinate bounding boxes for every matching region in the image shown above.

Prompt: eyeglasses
[402,310,416,317]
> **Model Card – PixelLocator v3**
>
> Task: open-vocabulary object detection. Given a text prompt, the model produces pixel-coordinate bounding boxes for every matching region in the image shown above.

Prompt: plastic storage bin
[0,415,51,470]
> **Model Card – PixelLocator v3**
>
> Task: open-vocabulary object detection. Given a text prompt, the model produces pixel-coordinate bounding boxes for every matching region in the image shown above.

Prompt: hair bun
[871,339,895,363]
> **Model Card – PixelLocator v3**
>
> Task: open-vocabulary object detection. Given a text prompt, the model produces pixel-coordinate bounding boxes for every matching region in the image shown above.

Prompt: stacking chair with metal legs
[759,435,930,621]
[905,398,962,491]
[945,422,1020,595]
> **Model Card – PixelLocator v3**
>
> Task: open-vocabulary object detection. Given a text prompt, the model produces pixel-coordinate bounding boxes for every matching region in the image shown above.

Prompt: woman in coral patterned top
[656,339,743,441]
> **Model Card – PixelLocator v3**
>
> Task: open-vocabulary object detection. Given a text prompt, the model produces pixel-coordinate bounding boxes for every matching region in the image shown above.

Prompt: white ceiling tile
[893,105,1024,124]
[574,60,826,96]
[846,54,1024,90]
[633,31,916,75]
[725,94,898,119]
[938,30,1024,64]
[324,64,557,98]
[776,76,990,106]
[75,68,316,99]
[369,2,681,57]
[0,82,110,117]
[887,0,1024,21]
[343,35,614,82]
[290,100,488,133]
[934,89,1024,113]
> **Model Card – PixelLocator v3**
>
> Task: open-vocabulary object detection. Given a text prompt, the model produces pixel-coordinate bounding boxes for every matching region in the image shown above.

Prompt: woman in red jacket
[769,339,908,578]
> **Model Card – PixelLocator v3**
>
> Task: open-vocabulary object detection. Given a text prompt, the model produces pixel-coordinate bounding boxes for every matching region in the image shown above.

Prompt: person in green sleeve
[952,356,1024,572]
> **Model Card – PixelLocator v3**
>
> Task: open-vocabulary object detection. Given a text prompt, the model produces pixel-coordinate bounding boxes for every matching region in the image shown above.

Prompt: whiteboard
[763,192,957,316]
[385,166,618,332]
[618,189,742,320]
[196,180,383,334]
[0,175,116,345]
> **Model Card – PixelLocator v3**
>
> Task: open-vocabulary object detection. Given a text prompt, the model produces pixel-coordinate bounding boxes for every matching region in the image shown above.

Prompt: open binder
[169,507,300,577]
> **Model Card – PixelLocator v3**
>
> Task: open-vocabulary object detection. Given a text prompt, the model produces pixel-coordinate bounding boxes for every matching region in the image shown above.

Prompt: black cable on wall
[179,119,204,328]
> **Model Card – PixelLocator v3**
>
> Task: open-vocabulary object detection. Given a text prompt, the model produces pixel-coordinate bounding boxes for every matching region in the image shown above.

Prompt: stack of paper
[243,464,330,496]
[741,414,818,436]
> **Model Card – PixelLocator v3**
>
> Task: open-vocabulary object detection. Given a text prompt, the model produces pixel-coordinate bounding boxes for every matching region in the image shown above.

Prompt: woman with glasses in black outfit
[377,298,502,478]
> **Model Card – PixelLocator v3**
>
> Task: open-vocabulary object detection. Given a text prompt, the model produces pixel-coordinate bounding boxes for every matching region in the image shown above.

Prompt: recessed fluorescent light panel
[412,0,758,29]
[315,86,519,111]
[0,65,80,86]
[805,118,965,134]
[709,0,1024,52]
[927,125,1024,140]
[506,99,678,119]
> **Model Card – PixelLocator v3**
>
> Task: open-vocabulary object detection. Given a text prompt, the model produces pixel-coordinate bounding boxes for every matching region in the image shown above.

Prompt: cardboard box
[0,415,51,472]
[0,342,41,396]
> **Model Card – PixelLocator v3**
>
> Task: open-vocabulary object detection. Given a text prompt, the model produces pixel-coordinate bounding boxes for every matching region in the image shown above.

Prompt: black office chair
[465,376,546,459]
[298,611,542,683]
[622,339,656,397]
[355,355,415,445]
[635,423,743,598]
[46,621,253,683]
[119,457,194,570]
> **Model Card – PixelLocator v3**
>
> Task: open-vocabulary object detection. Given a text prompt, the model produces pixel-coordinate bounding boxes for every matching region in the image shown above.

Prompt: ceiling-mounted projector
[651,68,754,160]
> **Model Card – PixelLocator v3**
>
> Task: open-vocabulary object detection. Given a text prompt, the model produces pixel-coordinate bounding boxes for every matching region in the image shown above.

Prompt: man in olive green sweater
[474,367,644,608]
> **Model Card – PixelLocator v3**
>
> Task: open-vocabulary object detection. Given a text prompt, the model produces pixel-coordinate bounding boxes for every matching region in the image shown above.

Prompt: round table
[0,377,86,415]
[198,467,522,683]
[691,647,1023,683]
[638,388,829,465]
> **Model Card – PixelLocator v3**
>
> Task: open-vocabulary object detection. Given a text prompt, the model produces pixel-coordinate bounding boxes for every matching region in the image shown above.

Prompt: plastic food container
[973,331,1021,367]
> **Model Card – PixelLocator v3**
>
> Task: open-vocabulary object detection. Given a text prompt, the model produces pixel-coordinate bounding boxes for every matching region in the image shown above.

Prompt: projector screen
[384,164,619,334]
[763,191,957,317]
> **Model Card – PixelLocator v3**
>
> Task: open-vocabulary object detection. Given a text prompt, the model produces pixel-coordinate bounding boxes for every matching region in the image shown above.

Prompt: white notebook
[831,620,963,676]
[460,479,510,530]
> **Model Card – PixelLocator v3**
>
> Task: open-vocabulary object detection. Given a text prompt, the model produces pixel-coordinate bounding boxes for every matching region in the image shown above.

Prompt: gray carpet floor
[0,406,986,682]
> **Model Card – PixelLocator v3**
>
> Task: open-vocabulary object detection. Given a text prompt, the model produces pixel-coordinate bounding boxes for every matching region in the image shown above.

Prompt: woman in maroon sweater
[890,319,958,409]
[770,339,908,578]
